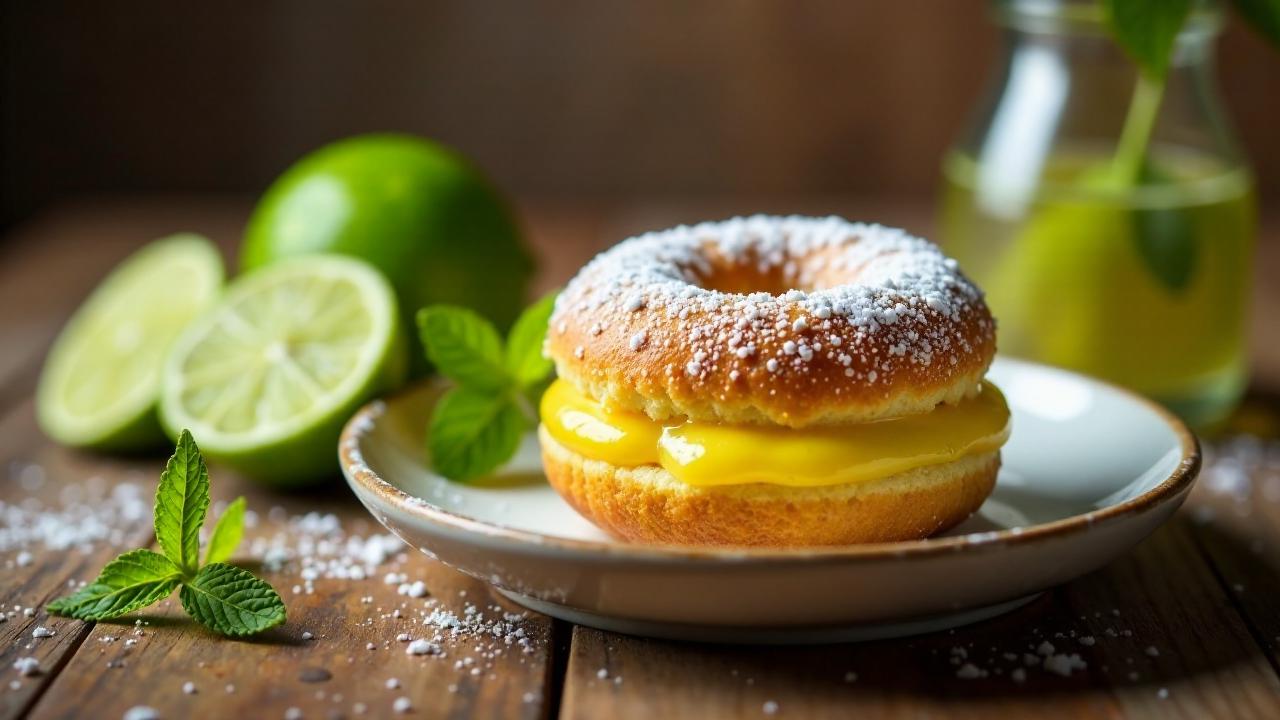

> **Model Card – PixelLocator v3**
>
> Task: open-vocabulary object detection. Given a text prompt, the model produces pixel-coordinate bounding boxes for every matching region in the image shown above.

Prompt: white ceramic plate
[340,357,1198,643]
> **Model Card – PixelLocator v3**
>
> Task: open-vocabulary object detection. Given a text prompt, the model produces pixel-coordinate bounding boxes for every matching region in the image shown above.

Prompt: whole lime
[241,134,534,376]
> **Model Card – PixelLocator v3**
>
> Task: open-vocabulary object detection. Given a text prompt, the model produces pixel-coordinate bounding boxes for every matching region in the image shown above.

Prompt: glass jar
[941,0,1255,430]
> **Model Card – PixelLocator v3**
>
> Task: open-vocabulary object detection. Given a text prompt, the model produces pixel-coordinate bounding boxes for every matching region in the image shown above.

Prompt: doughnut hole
[689,244,865,297]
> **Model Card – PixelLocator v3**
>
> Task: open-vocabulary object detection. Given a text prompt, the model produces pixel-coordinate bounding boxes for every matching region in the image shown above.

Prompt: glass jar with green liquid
[942,0,1255,430]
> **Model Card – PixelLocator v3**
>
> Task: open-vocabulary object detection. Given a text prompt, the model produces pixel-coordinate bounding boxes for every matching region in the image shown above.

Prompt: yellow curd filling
[540,378,1011,488]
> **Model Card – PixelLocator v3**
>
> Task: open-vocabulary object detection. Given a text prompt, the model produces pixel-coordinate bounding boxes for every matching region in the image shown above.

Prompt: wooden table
[2,198,1279,719]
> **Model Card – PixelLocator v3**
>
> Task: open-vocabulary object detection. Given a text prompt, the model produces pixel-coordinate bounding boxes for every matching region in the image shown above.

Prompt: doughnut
[539,215,1008,547]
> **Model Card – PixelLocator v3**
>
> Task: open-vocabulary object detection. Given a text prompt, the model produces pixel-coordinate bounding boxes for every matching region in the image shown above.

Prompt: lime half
[159,254,405,486]
[37,233,225,450]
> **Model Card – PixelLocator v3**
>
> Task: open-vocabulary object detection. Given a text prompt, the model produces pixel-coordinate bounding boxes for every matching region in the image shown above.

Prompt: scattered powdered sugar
[236,506,539,705]
[399,580,428,598]
[246,510,404,595]
[940,611,1186,685]
[0,468,149,554]
[1042,652,1088,677]
[406,639,438,656]
[1200,434,1280,515]
[5,460,543,715]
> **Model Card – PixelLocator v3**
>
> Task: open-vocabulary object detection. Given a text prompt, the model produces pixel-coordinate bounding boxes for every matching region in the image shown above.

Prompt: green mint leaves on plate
[418,293,558,481]
[47,431,286,637]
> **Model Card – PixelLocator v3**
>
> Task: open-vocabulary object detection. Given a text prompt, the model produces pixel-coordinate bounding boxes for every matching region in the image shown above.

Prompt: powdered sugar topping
[550,215,990,407]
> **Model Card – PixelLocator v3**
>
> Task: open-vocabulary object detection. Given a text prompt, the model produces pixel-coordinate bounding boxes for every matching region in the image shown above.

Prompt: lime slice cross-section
[159,255,405,486]
[37,233,225,450]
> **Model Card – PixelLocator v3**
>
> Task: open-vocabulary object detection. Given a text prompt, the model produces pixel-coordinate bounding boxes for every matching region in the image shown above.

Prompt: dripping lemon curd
[540,378,1011,488]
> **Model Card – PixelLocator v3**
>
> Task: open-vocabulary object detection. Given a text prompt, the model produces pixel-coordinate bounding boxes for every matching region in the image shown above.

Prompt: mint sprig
[47,431,285,637]
[418,293,558,481]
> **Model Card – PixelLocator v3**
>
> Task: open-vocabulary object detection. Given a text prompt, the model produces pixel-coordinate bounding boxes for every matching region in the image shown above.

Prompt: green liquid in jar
[941,147,1255,430]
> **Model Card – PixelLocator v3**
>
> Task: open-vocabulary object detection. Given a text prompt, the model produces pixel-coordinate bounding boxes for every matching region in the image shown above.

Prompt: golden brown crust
[546,216,996,427]
[539,426,999,547]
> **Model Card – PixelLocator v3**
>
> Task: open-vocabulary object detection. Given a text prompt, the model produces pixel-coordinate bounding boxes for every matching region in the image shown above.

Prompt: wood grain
[0,401,158,719]
[560,518,1280,720]
[1186,429,1280,681]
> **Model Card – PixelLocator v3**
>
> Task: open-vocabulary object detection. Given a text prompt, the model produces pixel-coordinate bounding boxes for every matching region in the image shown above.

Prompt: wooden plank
[24,464,555,720]
[559,518,1280,720]
[1186,429,1280,677]
[0,199,246,717]
[0,400,159,719]
[0,201,221,717]
[1246,219,1280,391]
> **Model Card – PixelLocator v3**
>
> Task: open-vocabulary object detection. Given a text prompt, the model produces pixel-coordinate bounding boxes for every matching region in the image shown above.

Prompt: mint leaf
[179,563,286,637]
[1133,208,1197,292]
[1103,0,1192,79]
[205,496,246,565]
[1233,0,1280,47]
[154,430,211,576]
[47,550,181,621]
[505,292,558,387]
[428,387,525,481]
[1131,159,1197,293]
[417,306,509,391]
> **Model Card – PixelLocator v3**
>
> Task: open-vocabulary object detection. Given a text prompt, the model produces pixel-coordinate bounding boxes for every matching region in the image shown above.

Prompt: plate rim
[339,356,1200,564]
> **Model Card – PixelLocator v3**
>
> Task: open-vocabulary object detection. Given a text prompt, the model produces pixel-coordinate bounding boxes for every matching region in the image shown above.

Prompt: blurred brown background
[4,0,1280,233]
